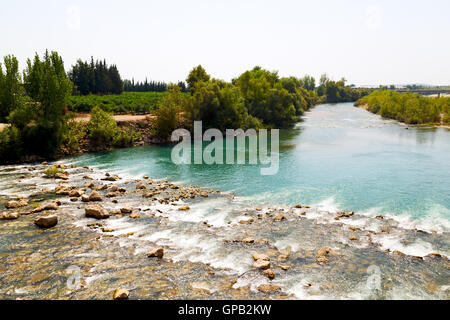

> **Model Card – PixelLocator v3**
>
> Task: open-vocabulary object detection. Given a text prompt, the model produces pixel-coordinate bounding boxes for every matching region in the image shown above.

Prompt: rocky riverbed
[0,162,449,300]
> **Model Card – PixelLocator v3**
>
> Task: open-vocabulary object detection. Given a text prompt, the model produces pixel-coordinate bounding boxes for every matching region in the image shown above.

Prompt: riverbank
[0,114,170,165]
[355,104,450,129]
[1,162,449,300]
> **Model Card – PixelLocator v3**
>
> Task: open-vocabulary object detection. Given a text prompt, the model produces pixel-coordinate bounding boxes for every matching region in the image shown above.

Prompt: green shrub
[87,106,118,145]
[43,166,63,178]
[63,115,86,152]
[113,126,141,147]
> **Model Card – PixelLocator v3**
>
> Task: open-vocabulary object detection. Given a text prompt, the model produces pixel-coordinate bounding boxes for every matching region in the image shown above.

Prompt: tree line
[154,65,322,137]
[123,79,188,93]
[68,58,123,95]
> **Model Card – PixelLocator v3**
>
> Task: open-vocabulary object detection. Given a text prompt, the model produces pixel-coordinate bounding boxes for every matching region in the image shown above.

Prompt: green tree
[0,55,22,122]
[186,65,210,92]
[154,85,185,138]
[20,50,73,156]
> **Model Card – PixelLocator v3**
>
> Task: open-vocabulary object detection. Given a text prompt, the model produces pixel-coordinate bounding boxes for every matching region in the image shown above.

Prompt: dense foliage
[153,65,319,138]
[68,58,123,95]
[0,55,22,122]
[68,91,166,114]
[87,106,140,148]
[153,86,186,139]
[356,90,450,125]
[317,74,371,103]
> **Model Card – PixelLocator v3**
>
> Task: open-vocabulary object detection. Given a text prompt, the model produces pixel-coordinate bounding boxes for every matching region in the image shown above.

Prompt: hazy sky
[1,0,449,86]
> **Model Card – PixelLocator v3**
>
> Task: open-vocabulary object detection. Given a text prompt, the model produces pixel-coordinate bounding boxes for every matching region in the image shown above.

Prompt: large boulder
[35,215,58,228]
[85,205,110,219]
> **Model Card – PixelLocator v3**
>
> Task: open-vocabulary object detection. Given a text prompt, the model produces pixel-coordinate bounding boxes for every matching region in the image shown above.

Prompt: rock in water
[136,183,146,190]
[35,215,58,228]
[257,284,281,293]
[5,199,28,209]
[147,248,164,259]
[273,213,286,221]
[262,269,275,279]
[252,253,270,261]
[317,248,330,256]
[252,259,271,270]
[120,206,133,214]
[1,212,20,220]
[81,194,90,202]
[85,205,110,219]
[88,191,102,202]
[113,289,129,300]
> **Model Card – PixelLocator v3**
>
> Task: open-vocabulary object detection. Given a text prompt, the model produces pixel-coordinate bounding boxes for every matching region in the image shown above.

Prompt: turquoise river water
[70,103,450,232]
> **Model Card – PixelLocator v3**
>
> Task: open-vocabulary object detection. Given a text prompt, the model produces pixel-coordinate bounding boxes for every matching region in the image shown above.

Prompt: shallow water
[69,103,450,232]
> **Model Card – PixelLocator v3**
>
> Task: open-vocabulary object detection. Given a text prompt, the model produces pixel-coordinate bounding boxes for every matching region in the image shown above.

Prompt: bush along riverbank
[0,162,448,299]
[355,90,450,126]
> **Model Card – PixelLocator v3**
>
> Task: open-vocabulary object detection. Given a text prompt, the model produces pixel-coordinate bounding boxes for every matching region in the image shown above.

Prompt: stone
[242,237,255,244]
[102,176,119,182]
[262,269,275,279]
[85,205,110,219]
[136,183,146,190]
[1,211,19,220]
[81,194,90,202]
[44,203,59,211]
[200,191,209,198]
[295,204,302,208]
[120,206,133,214]
[69,190,81,197]
[317,248,330,256]
[317,256,329,264]
[106,192,119,198]
[253,253,270,261]
[239,219,254,224]
[273,213,286,221]
[178,206,190,211]
[252,259,271,270]
[349,235,358,241]
[6,199,28,209]
[55,173,69,180]
[147,248,164,259]
[130,212,140,219]
[109,185,119,192]
[88,191,102,202]
[34,215,58,228]
[257,284,281,293]
[279,265,291,271]
[113,289,129,300]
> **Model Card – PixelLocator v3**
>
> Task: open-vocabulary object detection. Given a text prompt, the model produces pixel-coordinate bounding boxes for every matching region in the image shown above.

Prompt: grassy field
[68,92,167,114]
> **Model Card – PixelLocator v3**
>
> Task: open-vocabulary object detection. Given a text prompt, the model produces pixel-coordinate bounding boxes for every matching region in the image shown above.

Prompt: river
[70,102,450,233]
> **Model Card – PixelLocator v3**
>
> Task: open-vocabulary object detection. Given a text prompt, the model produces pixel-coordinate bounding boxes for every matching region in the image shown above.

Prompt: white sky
[1,0,449,86]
